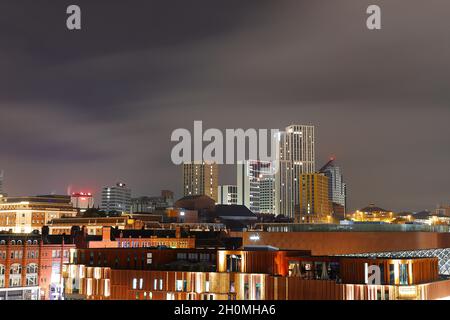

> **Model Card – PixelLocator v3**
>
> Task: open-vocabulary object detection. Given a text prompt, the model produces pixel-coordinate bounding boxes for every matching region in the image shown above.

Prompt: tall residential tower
[237,160,275,214]
[276,124,315,218]
[183,162,218,202]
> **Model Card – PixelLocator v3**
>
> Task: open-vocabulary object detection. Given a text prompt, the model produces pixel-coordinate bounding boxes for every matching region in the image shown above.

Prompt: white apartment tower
[217,185,238,205]
[260,175,276,214]
[237,160,275,214]
[276,124,315,218]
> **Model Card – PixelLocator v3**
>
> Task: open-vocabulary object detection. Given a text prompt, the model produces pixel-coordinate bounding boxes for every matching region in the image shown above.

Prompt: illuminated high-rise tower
[237,160,274,213]
[319,158,347,218]
[298,173,332,223]
[183,162,218,202]
[275,124,315,218]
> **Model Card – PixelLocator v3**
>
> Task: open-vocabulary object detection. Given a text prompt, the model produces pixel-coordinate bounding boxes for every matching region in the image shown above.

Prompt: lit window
[176,280,183,292]
[132,278,137,289]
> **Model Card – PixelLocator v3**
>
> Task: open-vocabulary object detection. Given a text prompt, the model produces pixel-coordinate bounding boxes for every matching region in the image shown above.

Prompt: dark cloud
[0,0,449,211]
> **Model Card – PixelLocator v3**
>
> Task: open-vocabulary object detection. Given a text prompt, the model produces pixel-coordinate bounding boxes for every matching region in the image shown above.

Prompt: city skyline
[0,1,449,212]
[1,0,450,305]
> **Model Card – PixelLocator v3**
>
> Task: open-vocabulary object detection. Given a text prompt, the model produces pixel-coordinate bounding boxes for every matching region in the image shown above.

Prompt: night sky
[0,0,449,212]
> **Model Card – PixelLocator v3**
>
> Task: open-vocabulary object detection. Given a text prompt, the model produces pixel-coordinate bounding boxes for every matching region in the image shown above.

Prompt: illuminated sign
[249,234,260,241]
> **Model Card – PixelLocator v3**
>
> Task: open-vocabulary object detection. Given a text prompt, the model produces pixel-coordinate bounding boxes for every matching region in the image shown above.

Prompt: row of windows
[0,263,38,275]
[176,253,212,262]
[0,275,38,288]
[52,250,69,258]
[119,241,191,248]
[133,291,216,301]
[79,251,214,268]
[0,250,40,259]
[0,240,39,245]
[132,278,164,291]
[131,278,213,293]
[0,249,66,259]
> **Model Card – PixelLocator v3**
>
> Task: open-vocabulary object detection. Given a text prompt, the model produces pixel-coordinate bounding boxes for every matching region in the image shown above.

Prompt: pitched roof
[214,205,256,217]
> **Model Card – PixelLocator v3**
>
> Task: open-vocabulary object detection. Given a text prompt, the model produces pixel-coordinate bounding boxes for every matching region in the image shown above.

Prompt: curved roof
[359,204,390,213]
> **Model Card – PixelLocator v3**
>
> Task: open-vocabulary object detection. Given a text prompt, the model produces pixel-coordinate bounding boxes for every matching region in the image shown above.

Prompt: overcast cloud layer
[0,0,449,212]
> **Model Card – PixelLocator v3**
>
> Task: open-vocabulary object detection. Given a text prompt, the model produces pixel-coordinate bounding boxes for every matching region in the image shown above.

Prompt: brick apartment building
[0,233,75,300]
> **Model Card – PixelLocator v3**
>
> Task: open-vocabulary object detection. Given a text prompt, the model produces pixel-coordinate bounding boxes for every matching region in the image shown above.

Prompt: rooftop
[358,204,391,213]
[252,223,450,233]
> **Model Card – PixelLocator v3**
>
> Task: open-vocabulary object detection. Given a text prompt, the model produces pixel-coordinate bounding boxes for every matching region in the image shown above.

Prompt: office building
[298,173,332,223]
[131,190,174,214]
[183,162,218,203]
[260,175,276,215]
[276,125,315,218]
[319,158,346,215]
[101,183,131,214]
[237,160,274,214]
[71,192,94,213]
[0,195,78,233]
[217,185,238,205]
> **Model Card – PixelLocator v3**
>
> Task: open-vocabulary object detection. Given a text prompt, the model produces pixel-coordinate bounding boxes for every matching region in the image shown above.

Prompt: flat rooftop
[251,223,450,233]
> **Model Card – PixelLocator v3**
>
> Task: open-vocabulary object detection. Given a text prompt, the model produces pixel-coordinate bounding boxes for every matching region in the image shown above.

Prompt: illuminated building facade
[0,195,78,233]
[0,234,74,300]
[351,204,395,223]
[298,173,332,223]
[237,160,274,213]
[276,125,315,218]
[319,158,346,215]
[100,183,131,214]
[183,162,218,203]
[62,247,450,300]
[217,185,238,205]
[395,211,450,226]
[45,216,145,235]
[260,175,276,215]
[87,227,195,249]
[71,192,94,213]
